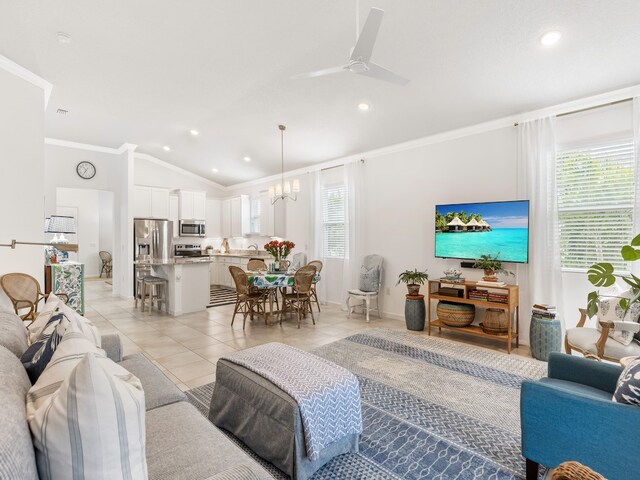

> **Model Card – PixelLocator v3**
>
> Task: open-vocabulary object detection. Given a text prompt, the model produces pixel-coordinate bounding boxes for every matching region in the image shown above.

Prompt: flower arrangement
[264,240,295,260]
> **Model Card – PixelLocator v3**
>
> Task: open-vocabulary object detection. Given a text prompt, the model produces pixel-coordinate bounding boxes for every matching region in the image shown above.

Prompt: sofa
[0,311,273,480]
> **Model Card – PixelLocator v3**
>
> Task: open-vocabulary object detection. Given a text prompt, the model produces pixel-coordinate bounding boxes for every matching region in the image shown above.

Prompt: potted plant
[587,233,640,318]
[473,254,514,281]
[264,240,296,271]
[396,269,429,296]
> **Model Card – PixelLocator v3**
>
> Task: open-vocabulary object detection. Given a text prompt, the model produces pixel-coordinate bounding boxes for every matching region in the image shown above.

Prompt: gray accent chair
[347,254,384,322]
[0,311,272,480]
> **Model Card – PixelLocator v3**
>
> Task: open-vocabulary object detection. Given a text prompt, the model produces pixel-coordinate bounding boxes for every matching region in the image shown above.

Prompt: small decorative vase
[405,294,426,331]
[278,259,290,272]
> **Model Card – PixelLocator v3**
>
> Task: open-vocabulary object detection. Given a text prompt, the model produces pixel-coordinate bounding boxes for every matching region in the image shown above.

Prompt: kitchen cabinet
[258,192,273,236]
[178,190,206,220]
[209,261,217,285]
[133,186,169,219]
[221,199,231,238]
[205,198,221,238]
[230,195,250,237]
[168,195,179,237]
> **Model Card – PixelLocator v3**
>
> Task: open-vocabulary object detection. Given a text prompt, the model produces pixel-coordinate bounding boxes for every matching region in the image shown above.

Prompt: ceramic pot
[278,260,290,271]
[405,295,426,331]
[407,284,421,296]
[483,269,498,282]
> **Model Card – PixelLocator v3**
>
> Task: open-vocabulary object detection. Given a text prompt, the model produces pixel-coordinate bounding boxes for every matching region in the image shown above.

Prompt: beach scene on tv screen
[435,201,529,263]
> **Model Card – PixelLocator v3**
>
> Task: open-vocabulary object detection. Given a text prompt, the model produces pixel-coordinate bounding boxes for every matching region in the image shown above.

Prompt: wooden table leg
[507,306,512,354]
[515,305,520,348]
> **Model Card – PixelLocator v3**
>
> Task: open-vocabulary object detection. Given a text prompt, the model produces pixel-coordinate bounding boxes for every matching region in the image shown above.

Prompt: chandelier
[269,124,300,204]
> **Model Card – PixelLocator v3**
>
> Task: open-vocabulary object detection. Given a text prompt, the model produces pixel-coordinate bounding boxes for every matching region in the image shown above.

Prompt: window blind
[556,139,635,271]
[321,184,346,258]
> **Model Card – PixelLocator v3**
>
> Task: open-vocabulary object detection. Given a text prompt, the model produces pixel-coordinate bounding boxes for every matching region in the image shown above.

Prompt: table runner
[221,342,362,461]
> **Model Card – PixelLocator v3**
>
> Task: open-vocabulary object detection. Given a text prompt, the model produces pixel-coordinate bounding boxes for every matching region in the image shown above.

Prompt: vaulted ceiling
[3,0,640,185]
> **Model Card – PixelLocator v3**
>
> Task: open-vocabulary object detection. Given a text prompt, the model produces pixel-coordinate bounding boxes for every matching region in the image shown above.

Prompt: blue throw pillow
[613,358,640,406]
[21,312,68,383]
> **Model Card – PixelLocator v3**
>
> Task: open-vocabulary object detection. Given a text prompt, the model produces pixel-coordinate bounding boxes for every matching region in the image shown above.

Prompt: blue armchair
[521,353,640,480]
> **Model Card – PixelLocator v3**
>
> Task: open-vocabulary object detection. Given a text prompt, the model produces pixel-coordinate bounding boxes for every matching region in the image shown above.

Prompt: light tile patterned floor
[85,279,530,391]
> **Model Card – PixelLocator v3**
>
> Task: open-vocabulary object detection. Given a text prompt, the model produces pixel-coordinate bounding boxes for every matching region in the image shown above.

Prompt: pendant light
[269,125,300,204]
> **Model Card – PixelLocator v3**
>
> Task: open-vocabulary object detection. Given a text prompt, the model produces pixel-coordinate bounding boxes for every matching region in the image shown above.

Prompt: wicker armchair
[551,461,606,480]
[246,259,267,272]
[99,251,112,278]
[281,265,317,328]
[229,266,266,330]
[0,273,68,322]
[565,308,640,363]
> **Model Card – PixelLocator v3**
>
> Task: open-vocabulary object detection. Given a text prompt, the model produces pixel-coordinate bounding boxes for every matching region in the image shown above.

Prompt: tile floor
[84,279,530,391]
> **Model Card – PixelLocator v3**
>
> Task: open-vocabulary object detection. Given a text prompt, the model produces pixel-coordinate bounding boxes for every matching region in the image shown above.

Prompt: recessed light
[190,129,199,136]
[541,31,562,46]
[212,168,218,173]
[358,103,371,111]
[243,156,251,162]
[57,32,71,44]
[163,146,171,151]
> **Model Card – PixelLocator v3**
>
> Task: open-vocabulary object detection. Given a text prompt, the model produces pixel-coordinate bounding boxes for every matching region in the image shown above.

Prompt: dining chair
[99,251,112,278]
[565,308,640,363]
[0,273,68,322]
[247,259,267,271]
[281,265,317,328]
[307,260,323,312]
[229,266,267,330]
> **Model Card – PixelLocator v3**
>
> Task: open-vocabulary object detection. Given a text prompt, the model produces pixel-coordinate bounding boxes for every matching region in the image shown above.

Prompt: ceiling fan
[291,6,409,86]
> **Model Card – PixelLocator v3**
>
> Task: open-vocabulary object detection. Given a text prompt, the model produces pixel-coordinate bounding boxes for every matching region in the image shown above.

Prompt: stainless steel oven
[179,220,206,237]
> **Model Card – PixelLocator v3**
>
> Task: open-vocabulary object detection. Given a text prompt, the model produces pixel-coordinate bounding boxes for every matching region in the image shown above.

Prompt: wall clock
[76,161,96,180]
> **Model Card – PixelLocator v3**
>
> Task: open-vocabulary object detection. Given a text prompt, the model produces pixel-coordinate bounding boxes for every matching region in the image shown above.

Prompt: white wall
[0,67,45,310]
[99,190,114,254]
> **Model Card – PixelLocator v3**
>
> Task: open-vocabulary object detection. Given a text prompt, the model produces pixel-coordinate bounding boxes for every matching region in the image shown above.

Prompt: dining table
[246,271,321,324]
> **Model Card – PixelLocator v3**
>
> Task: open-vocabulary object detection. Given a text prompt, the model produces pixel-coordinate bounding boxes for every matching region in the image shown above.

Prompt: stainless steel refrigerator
[133,218,173,295]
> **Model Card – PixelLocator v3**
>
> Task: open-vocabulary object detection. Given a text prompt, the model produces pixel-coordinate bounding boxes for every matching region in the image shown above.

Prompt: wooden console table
[427,280,519,353]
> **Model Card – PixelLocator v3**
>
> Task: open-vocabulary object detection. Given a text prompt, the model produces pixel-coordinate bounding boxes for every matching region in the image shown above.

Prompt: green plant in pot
[397,269,429,296]
[473,254,514,282]
[586,234,640,318]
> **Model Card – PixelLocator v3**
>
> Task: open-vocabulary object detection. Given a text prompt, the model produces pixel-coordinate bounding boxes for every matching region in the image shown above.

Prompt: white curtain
[341,160,366,309]
[633,98,640,277]
[516,117,565,336]
[307,170,327,305]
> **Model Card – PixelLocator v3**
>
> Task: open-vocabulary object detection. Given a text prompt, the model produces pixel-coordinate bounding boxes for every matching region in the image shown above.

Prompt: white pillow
[597,288,640,346]
[59,302,101,347]
[28,293,63,343]
[28,352,147,480]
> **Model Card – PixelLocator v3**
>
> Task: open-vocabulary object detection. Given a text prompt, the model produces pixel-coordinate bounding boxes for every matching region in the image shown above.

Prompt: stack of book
[469,289,489,301]
[532,303,557,320]
[488,292,509,304]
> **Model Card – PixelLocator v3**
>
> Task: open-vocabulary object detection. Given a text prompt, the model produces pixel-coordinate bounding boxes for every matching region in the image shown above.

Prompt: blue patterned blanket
[221,342,363,461]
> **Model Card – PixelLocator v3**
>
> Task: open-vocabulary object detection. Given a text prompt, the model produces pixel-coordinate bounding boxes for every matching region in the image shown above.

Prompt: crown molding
[0,55,53,109]
[45,137,124,154]
[134,153,226,190]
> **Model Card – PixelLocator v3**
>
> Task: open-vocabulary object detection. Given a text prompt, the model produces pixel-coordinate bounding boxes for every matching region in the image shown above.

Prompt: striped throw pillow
[28,352,147,480]
[21,313,70,383]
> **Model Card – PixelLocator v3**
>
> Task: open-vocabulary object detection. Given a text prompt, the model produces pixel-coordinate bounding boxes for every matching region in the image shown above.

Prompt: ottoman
[209,359,360,480]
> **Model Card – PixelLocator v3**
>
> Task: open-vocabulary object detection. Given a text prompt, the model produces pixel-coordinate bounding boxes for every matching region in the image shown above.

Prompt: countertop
[134,252,272,266]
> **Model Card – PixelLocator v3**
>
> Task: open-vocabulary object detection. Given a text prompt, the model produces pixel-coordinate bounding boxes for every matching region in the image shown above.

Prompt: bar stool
[140,276,169,314]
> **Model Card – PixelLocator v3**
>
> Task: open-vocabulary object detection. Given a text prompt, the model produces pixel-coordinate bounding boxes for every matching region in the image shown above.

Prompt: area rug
[186,328,547,479]
[207,285,237,308]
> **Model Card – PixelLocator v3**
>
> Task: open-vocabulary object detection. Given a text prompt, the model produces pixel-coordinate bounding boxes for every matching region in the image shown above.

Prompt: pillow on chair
[613,358,640,405]
[597,288,640,346]
[359,265,380,292]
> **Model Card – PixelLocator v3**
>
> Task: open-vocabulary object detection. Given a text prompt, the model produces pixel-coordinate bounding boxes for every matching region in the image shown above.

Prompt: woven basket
[551,461,606,480]
[437,301,475,327]
[481,308,508,335]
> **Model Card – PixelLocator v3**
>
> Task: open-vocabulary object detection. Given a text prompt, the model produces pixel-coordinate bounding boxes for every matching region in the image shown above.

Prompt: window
[322,184,346,258]
[250,196,261,233]
[556,139,635,271]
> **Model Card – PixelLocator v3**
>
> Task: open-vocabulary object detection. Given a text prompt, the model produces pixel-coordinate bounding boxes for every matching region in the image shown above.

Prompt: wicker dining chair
[99,251,112,278]
[0,273,68,322]
[551,461,606,480]
[281,265,317,328]
[307,260,323,312]
[229,266,266,330]
[246,259,267,272]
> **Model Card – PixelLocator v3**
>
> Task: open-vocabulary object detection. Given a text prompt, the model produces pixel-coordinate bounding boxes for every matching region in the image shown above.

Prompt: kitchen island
[135,258,213,316]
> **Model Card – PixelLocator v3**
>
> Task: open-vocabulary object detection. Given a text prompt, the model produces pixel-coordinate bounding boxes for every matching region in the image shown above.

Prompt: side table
[529,315,562,361]
[405,294,426,331]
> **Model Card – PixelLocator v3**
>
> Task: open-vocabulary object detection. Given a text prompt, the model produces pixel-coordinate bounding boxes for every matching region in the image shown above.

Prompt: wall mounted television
[434,200,530,264]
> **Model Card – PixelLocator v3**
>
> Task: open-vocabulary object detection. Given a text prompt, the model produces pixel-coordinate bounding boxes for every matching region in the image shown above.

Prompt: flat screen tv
[435,200,529,263]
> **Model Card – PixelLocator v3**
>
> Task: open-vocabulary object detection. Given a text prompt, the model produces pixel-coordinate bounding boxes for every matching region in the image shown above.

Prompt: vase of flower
[264,240,296,272]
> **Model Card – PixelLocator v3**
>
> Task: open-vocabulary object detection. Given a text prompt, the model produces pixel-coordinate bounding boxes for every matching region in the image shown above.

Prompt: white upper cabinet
[205,198,221,238]
[168,195,179,237]
[230,195,250,237]
[133,186,169,219]
[177,190,206,220]
[221,199,231,238]
[259,192,274,236]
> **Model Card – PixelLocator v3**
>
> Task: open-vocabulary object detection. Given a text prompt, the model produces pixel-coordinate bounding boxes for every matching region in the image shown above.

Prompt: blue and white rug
[186,328,547,479]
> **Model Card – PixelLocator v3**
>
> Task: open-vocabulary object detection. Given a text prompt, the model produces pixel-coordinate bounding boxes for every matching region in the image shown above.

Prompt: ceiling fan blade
[290,66,346,80]
[350,7,384,63]
[359,61,410,85]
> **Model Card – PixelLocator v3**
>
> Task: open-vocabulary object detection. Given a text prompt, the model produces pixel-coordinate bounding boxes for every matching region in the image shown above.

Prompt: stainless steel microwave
[179,220,206,237]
